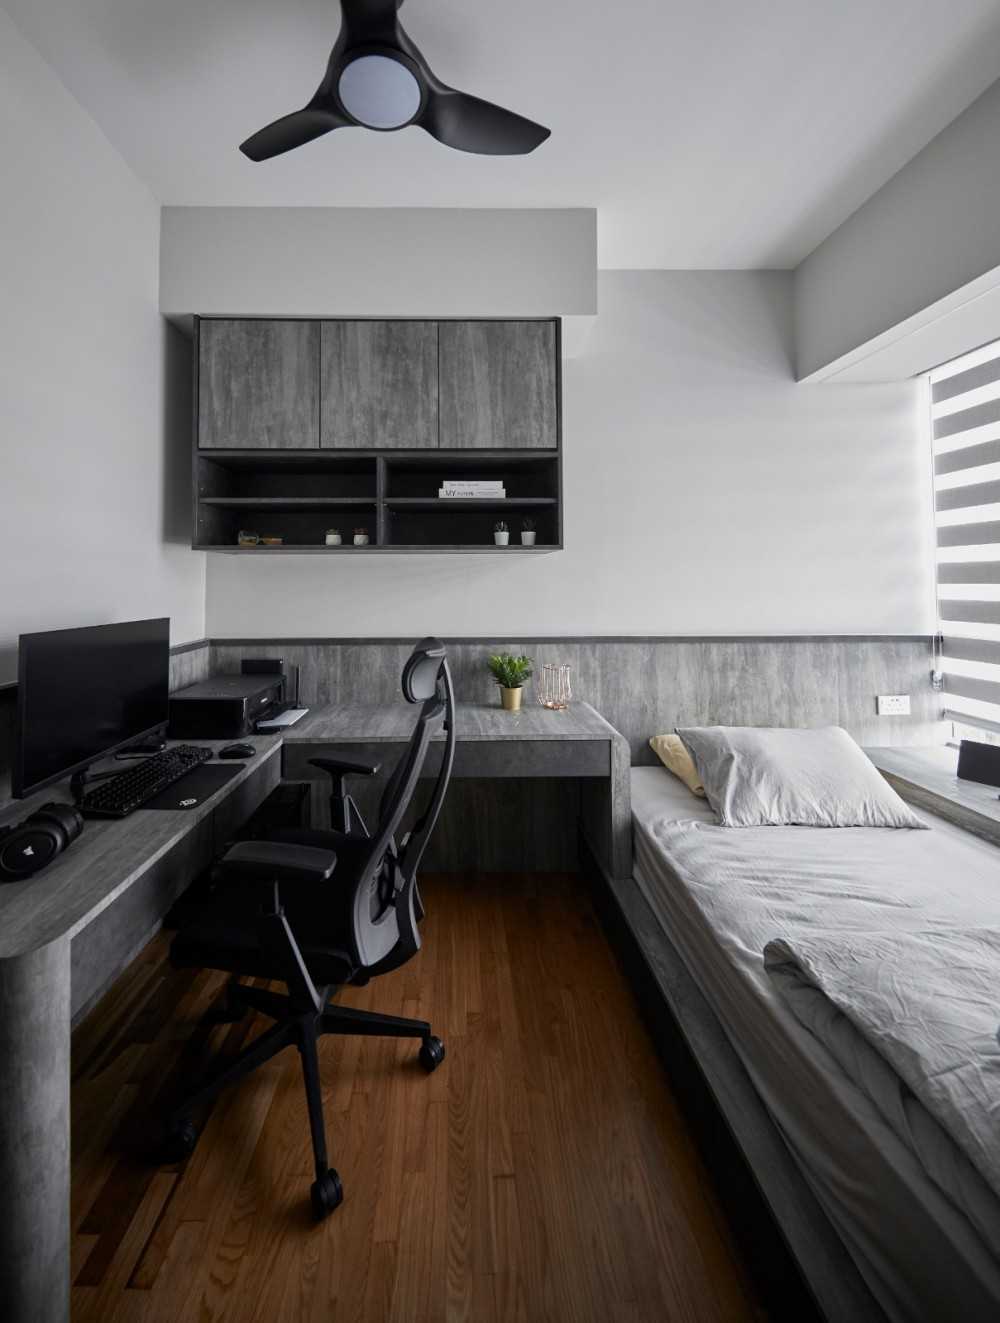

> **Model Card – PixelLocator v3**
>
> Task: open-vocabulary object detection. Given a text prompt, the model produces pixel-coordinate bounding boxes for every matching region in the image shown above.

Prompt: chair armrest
[309,755,382,778]
[215,839,337,885]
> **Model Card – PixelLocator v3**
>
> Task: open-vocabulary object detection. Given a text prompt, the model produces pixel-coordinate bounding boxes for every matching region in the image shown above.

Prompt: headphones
[0,802,84,882]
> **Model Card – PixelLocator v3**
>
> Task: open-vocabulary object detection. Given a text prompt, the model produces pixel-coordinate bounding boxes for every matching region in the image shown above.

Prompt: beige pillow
[649,733,707,797]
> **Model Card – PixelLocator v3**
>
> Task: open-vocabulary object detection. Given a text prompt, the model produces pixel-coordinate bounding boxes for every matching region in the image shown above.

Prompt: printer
[168,673,285,740]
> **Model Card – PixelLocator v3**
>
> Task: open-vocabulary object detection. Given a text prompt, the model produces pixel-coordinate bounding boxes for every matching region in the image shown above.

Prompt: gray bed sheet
[630,764,1000,1323]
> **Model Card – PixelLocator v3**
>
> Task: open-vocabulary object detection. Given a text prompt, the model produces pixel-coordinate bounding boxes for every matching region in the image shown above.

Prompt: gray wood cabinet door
[439,321,558,449]
[321,321,438,449]
[198,319,319,449]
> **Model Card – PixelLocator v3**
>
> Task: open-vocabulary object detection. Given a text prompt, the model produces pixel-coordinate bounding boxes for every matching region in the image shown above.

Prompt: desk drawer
[284,738,610,781]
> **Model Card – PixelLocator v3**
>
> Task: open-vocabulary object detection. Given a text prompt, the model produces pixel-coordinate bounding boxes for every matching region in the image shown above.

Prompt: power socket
[876,694,911,717]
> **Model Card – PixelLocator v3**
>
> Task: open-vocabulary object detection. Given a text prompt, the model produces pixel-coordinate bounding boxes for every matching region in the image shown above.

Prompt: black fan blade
[240,107,347,161]
[419,88,549,156]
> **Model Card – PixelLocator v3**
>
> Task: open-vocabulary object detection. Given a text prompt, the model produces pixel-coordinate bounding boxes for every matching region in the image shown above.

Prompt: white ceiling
[7,0,1000,268]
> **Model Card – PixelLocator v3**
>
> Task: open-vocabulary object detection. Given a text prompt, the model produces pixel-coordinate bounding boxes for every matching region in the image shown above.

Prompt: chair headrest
[402,637,448,703]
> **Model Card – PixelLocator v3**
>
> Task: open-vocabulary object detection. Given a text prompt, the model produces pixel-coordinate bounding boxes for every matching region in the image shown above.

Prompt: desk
[284,700,632,882]
[0,701,631,1323]
[0,738,281,1323]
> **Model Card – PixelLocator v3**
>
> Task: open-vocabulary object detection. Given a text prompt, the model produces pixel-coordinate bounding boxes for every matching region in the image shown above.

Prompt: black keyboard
[79,745,213,818]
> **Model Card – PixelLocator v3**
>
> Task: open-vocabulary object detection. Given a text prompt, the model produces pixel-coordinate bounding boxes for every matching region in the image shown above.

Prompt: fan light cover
[338,55,421,129]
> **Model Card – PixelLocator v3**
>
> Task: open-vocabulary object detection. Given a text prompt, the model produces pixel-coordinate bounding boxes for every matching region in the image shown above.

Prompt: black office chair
[163,638,456,1220]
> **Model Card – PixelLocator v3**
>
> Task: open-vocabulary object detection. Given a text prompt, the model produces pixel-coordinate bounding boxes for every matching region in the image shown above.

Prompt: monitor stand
[69,733,166,803]
[121,732,168,756]
[69,766,122,804]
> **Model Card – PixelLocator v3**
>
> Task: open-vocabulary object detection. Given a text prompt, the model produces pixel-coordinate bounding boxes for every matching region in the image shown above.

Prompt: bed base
[580,830,888,1323]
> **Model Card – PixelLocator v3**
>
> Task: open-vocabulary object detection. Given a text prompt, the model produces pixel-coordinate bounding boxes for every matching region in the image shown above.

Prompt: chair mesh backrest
[349,639,455,968]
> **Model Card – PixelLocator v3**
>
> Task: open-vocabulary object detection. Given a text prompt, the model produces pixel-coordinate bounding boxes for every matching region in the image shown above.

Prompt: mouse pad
[144,764,241,811]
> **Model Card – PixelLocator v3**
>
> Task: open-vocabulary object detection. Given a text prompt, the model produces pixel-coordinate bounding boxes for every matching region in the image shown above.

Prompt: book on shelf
[439,480,506,494]
[439,487,506,498]
[440,483,506,490]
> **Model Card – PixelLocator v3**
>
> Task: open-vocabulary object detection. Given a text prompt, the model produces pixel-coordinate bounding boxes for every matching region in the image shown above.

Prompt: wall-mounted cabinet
[192,316,562,552]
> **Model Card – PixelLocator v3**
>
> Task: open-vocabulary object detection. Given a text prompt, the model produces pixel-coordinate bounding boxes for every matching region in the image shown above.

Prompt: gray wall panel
[169,640,212,691]
[211,636,941,761]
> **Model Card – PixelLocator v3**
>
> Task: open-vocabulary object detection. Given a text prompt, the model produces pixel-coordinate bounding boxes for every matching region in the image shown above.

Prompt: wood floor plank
[70,872,764,1323]
[388,1097,449,1323]
[74,1172,177,1323]
[138,1220,210,1323]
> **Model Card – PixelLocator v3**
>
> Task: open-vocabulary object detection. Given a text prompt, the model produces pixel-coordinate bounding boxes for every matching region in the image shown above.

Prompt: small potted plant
[353,527,370,546]
[488,653,533,712]
[494,520,509,547]
[520,517,537,547]
[325,527,342,546]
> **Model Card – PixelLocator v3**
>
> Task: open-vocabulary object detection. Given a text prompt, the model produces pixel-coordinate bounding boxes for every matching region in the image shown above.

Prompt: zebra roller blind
[933,340,1000,730]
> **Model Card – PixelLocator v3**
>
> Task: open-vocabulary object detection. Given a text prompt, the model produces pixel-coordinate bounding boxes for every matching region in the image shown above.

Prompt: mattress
[630,764,1000,1323]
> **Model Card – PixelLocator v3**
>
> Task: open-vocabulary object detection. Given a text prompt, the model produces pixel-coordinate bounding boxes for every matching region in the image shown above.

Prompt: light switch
[876,694,911,716]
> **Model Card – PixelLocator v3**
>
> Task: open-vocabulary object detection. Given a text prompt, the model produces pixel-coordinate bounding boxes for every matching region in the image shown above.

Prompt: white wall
[0,12,205,682]
[796,76,1000,380]
[160,207,597,320]
[206,270,934,638]
[0,17,935,654]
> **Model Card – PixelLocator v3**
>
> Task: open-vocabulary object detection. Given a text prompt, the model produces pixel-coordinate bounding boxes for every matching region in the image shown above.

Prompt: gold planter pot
[499,686,523,712]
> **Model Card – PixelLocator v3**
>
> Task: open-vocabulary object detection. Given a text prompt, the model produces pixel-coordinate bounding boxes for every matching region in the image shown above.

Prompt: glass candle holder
[537,663,572,710]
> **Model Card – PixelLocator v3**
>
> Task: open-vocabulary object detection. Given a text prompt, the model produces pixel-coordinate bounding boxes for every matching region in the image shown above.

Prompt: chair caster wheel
[311,1168,344,1221]
[419,1035,446,1073]
[162,1117,199,1162]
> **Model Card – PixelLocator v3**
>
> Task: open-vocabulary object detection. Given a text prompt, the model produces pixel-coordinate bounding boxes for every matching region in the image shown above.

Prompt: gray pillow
[675,725,927,829]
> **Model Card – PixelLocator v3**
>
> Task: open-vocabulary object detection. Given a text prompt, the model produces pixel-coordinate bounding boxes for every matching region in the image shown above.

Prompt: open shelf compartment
[196,503,377,550]
[197,452,377,501]
[383,451,558,501]
[385,504,557,551]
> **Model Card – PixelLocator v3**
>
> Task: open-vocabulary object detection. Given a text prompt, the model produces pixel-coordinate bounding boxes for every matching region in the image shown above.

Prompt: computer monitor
[14,618,170,798]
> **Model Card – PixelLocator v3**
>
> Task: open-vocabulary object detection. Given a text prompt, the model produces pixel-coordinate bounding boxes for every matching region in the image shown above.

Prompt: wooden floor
[70,872,765,1323]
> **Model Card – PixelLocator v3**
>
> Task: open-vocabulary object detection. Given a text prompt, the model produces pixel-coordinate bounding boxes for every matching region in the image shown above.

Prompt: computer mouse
[218,743,255,760]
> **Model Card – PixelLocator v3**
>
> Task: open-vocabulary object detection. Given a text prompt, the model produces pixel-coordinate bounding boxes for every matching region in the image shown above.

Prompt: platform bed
[581,830,886,1323]
[584,741,1000,1323]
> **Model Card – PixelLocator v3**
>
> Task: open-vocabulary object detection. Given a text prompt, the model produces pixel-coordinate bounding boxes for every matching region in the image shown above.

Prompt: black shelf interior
[384,453,557,500]
[201,497,374,510]
[198,453,377,500]
[385,497,556,511]
[386,506,556,549]
[194,450,560,551]
[197,503,376,550]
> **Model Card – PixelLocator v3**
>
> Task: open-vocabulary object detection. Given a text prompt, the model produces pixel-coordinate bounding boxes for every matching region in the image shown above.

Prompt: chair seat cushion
[171,827,373,985]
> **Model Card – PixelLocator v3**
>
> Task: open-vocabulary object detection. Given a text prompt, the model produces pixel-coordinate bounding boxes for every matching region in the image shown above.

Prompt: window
[931,339,1000,735]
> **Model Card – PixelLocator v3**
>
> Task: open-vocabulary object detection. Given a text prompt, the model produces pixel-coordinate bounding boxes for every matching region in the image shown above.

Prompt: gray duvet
[765,927,1000,1236]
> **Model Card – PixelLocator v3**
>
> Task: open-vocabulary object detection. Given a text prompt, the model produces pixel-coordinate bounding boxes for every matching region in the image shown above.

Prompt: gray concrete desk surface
[867,744,1000,849]
[0,736,281,1323]
[0,736,282,961]
[284,700,633,883]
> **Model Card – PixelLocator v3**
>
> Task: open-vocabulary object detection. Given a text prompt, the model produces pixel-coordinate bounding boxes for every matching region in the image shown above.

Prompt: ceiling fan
[240,0,550,161]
